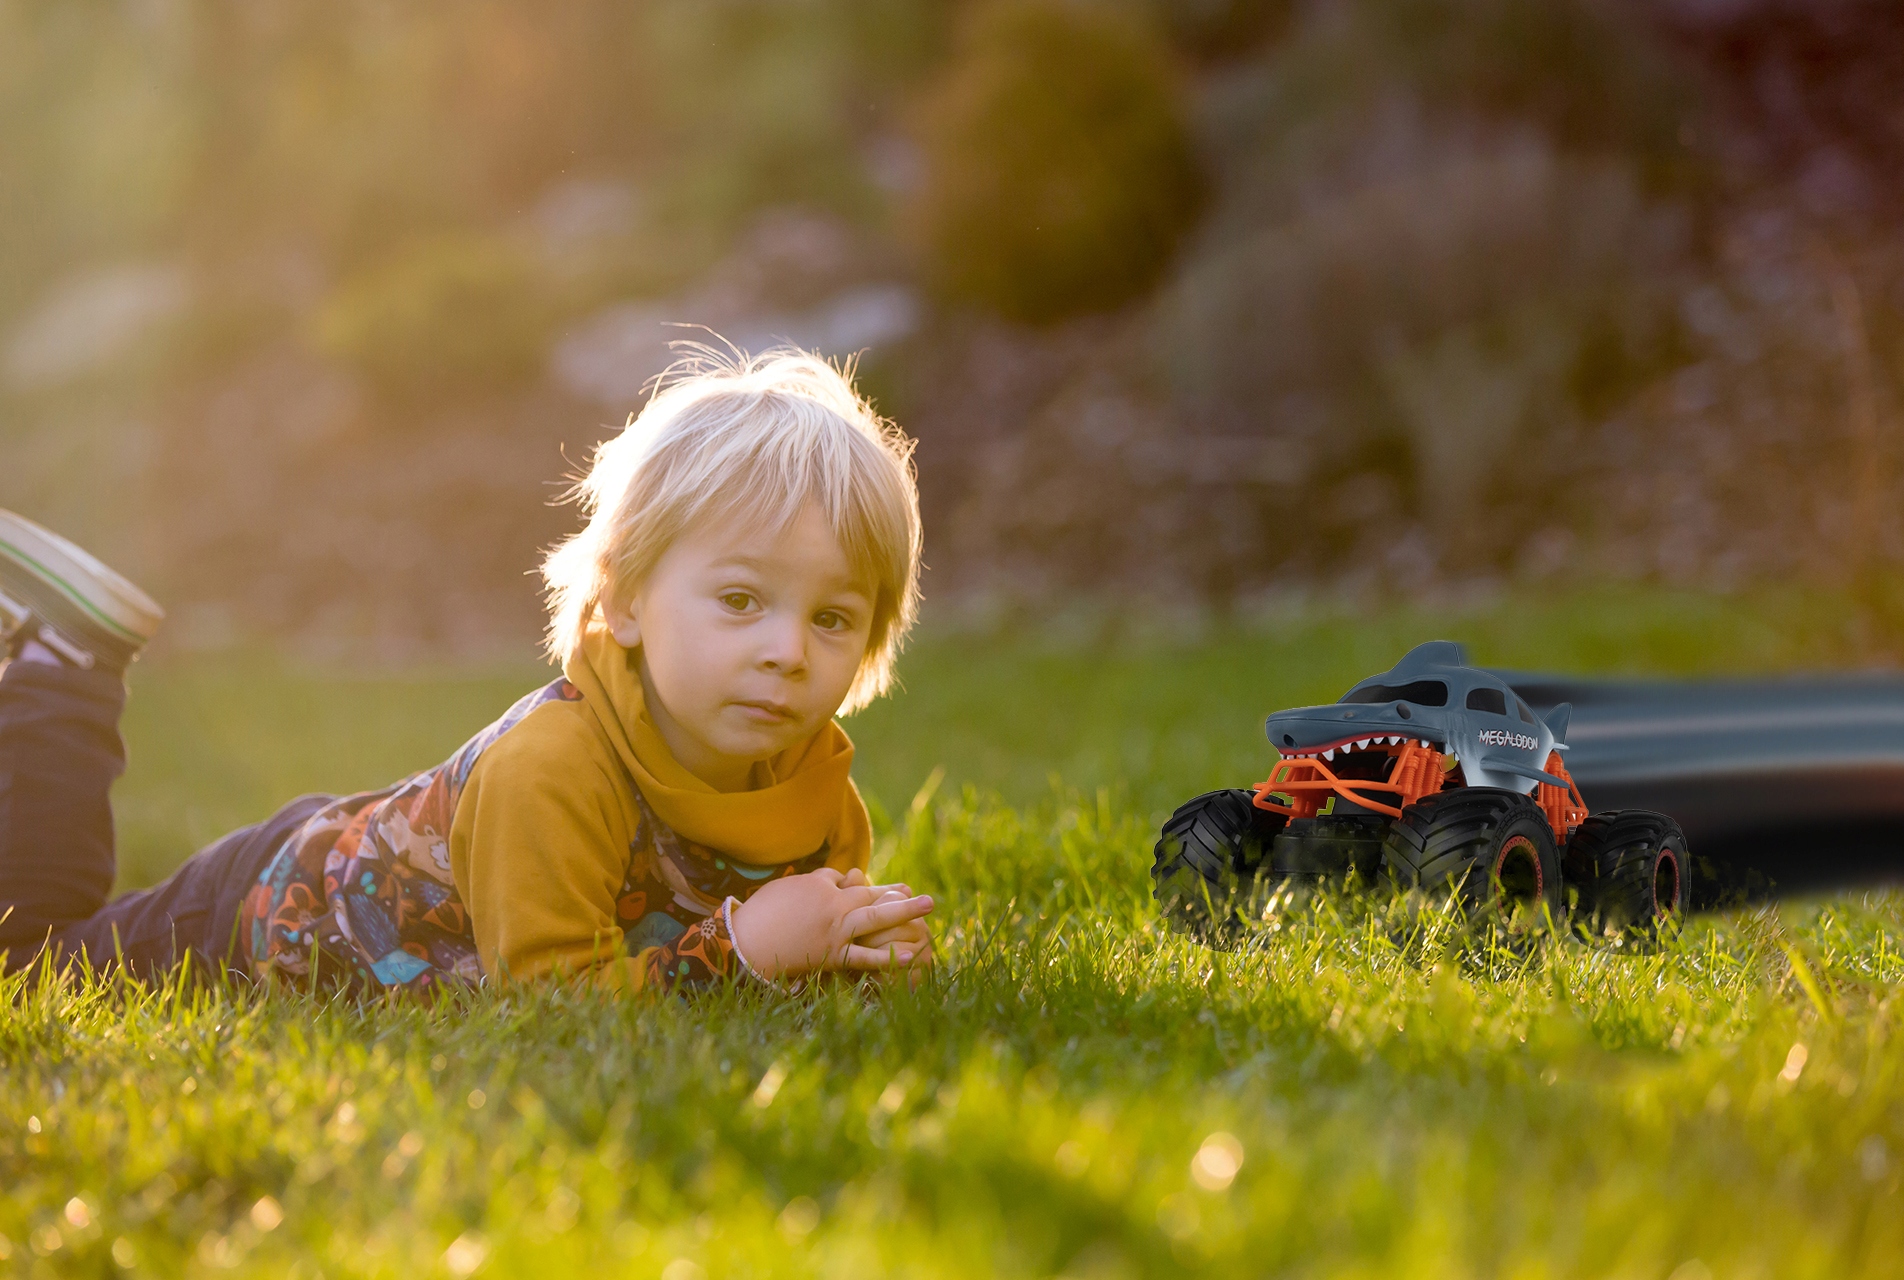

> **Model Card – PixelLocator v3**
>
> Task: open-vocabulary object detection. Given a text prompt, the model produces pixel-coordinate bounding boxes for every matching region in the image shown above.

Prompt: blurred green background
[7,0,1904,662]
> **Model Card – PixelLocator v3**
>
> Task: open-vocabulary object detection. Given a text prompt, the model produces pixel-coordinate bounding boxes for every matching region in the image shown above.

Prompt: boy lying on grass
[0,350,935,995]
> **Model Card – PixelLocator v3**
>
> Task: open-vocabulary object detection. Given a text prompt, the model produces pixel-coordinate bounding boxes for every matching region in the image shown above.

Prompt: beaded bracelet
[722,896,779,989]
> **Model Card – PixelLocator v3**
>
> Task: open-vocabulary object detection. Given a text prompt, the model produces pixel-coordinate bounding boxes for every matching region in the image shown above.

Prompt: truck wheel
[1381,788,1561,922]
[1563,810,1689,933]
[1151,789,1288,946]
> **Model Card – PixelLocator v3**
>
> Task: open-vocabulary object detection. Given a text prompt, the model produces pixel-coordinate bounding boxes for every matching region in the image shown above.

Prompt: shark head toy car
[1151,640,1689,941]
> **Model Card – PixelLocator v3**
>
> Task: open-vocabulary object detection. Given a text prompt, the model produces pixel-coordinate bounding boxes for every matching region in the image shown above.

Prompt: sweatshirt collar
[563,623,858,865]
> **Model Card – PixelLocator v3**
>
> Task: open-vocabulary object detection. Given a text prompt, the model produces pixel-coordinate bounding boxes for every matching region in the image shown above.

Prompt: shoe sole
[0,511,164,668]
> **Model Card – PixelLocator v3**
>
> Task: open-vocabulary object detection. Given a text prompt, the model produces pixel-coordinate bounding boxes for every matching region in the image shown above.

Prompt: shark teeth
[1283,737,1444,758]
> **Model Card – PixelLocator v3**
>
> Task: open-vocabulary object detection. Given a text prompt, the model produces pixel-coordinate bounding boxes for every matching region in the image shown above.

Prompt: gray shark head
[1265,640,1569,795]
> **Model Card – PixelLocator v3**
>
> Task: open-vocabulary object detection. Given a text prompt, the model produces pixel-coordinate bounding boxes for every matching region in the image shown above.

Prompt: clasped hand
[728,867,934,981]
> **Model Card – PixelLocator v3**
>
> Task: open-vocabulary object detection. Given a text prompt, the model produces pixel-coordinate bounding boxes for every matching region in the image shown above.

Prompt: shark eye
[1281,733,1295,747]
[1396,704,1412,719]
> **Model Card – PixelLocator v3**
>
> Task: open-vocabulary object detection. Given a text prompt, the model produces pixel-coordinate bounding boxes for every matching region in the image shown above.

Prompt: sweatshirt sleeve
[449,711,660,992]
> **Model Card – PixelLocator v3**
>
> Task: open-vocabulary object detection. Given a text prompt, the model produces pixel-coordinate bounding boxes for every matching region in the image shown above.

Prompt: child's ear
[602,592,643,649]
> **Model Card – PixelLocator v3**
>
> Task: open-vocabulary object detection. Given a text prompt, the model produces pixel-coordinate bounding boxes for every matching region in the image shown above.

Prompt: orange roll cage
[1252,742,1587,835]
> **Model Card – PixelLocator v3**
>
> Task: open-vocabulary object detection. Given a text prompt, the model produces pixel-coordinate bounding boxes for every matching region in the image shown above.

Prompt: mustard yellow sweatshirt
[238,625,871,994]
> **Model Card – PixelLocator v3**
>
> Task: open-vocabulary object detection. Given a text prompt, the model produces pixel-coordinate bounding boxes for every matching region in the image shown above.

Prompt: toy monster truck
[1151,641,1689,942]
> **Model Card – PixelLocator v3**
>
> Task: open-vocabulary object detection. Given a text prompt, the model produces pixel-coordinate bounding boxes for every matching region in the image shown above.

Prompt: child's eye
[814,610,851,632]
[719,592,755,612]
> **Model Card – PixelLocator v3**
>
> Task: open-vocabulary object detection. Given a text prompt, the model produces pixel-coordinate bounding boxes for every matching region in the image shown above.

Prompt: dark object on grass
[1382,788,1563,919]
[1152,640,1688,943]
[1562,809,1689,930]
[1151,788,1286,942]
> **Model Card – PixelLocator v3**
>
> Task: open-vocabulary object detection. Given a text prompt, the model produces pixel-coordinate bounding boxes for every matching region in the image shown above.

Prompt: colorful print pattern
[642,904,743,988]
[615,789,832,952]
[240,678,825,996]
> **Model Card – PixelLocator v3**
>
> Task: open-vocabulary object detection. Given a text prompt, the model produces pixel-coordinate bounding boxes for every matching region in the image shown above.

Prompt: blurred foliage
[1159,127,1688,530]
[1139,0,1706,555]
[0,3,196,313]
[914,0,1205,324]
[5,0,1901,623]
[1168,140,1670,390]
[1365,0,1708,196]
[313,233,553,400]
[1151,0,1297,62]
[0,0,939,337]
[628,1,939,233]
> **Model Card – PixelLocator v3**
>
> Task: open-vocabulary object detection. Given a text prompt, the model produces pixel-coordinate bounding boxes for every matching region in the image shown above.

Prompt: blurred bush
[1157,120,1687,548]
[8,0,1904,632]
[914,0,1205,324]
[1150,0,1296,62]
[1365,0,1706,195]
[632,2,918,232]
[0,4,196,322]
[1374,299,1579,544]
[312,233,553,401]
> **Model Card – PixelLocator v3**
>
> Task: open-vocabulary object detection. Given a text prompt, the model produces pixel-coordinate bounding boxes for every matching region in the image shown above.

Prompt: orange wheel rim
[1654,850,1681,915]
[1494,835,1543,904]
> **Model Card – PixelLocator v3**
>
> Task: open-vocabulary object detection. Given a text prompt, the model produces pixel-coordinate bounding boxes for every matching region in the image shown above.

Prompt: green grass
[7,587,1904,1278]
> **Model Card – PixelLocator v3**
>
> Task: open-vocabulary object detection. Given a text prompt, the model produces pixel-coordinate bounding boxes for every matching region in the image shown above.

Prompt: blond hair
[542,347,922,713]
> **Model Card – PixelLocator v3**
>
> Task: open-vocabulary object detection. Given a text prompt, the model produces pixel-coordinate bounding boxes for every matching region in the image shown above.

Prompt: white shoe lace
[0,589,29,647]
[0,588,95,668]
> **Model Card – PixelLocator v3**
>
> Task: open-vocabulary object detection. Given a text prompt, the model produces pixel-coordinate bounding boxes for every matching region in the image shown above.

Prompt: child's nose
[757,615,808,673]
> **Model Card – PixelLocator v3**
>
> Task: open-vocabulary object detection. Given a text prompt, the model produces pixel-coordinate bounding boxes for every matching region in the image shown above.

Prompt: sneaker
[0,510,164,672]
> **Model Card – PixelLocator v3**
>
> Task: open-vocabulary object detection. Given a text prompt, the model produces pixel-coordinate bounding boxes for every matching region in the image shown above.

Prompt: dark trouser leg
[0,659,125,962]
[53,793,329,979]
[0,656,328,979]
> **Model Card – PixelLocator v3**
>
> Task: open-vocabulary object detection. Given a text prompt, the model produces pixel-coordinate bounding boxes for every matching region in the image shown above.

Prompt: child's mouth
[734,699,797,724]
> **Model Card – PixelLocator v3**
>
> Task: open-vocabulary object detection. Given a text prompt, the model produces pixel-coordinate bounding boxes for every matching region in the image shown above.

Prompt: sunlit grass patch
[5,786,1901,1278]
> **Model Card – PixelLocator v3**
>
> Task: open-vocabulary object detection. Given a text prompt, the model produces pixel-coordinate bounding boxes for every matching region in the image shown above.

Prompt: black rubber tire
[1151,789,1288,946]
[1381,788,1561,921]
[1563,810,1689,932]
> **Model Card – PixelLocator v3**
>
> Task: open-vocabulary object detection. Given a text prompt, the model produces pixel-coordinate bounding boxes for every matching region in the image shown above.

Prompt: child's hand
[729,868,934,981]
[842,872,935,970]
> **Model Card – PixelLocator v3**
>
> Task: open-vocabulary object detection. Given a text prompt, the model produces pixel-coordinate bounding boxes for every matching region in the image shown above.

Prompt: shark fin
[1545,701,1572,745]
[1390,640,1466,674]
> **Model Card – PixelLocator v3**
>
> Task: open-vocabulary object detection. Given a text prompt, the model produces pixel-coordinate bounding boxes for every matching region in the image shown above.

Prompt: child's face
[606,503,875,791]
